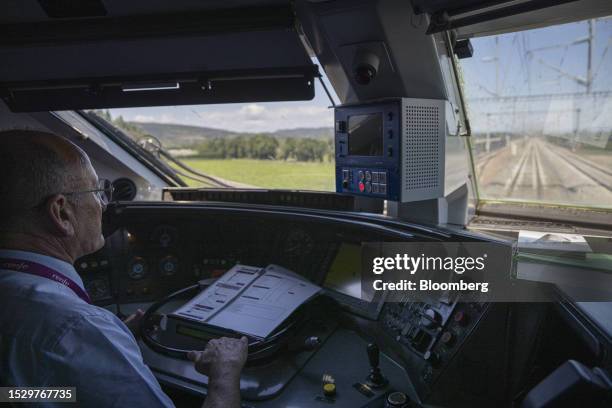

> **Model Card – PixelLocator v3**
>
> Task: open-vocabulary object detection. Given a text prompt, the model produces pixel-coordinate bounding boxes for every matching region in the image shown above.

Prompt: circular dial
[159,255,179,276]
[128,257,148,280]
[151,225,178,248]
[85,279,110,299]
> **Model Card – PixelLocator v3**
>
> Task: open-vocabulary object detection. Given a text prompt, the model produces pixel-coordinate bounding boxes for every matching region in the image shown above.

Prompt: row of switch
[359,182,387,194]
[341,169,387,184]
[358,169,387,195]
[342,169,388,195]
[358,170,387,184]
[79,259,109,271]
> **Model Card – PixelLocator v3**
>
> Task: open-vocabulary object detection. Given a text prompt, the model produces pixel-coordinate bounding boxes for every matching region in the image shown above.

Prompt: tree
[279,138,296,160]
[249,134,278,159]
[89,109,112,122]
[293,138,328,161]
[192,134,332,162]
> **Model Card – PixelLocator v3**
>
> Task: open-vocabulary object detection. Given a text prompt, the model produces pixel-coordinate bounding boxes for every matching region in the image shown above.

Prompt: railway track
[546,143,612,191]
[476,138,612,203]
[475,146,505,174]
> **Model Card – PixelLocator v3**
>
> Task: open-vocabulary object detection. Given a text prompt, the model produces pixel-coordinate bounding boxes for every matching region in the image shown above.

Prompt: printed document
[171,264,320,338]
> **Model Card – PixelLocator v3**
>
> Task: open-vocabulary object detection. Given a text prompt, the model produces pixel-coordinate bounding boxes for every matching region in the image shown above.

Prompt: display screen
[176,324,237,341]
[176,324,216,341]
[348,113,383,156]
[324,243,362,299]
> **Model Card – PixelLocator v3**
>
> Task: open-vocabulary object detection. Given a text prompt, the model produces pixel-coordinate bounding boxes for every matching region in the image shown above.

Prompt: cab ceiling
[1,0,610,112]
[0,0,289,23]
[0,0,315,112]
[0,0,300,78]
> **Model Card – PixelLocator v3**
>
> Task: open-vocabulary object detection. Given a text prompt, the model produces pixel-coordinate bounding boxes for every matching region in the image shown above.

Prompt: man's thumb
[187,351,198,361]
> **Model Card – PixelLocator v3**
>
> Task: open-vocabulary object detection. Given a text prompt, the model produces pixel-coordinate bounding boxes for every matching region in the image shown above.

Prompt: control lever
[366,343,388,388]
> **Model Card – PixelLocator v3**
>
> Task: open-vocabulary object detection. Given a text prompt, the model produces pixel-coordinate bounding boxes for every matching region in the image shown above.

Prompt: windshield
[460,17,612,209]
[86,18,612,210]
[89,72,337,192]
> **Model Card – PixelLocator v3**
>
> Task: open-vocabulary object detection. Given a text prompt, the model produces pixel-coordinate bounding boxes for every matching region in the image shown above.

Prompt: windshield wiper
[78,110,187,187]
[138,136,233,188]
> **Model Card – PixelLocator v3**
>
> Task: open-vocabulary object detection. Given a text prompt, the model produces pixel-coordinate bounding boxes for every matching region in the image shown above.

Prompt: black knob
[386,391,409,407]
[411,329,432,352]
[366,343,388,388]
[367,343,380,368]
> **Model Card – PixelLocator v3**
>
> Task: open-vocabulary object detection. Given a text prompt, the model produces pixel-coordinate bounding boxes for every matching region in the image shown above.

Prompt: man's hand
[188,337,248,408]
[188,336,248,379]
[122,309,145,339]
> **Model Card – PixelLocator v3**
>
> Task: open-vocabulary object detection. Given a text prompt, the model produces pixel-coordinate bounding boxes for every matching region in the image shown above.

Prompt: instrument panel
[109,219,340,304]
[77,201,498,318]
[72,204,612,407]
[75,252,113,302]
[80,202,454,307]
[76,202,507,405]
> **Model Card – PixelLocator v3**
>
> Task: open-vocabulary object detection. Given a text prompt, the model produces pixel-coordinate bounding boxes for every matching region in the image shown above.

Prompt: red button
[359,182,365,192]
[454,311,469,326]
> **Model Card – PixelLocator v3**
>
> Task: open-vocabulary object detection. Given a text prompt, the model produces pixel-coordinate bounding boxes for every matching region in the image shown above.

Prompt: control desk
[76,202,608,407]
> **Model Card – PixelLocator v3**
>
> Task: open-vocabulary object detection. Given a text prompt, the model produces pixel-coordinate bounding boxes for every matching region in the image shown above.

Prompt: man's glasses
[63,179,114,206]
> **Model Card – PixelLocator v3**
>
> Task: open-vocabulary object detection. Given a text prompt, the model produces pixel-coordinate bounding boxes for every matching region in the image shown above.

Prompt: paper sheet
[171,264,320,339]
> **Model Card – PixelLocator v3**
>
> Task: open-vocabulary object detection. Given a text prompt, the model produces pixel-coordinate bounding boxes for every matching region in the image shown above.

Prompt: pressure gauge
[159,255,179,276]
[128,257,147,280]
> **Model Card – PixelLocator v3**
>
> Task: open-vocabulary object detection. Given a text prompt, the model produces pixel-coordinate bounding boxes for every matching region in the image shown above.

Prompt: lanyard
[0,258,92,304]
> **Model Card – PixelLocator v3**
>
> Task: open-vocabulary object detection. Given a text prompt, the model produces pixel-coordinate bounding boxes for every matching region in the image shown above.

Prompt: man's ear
[46,194,76,237]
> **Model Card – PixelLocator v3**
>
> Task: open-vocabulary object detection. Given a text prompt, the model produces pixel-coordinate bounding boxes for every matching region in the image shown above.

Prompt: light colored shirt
[0,249,174,407]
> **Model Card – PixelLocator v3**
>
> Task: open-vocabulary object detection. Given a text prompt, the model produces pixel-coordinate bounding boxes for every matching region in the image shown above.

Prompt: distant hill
[132,122,236,147]
[271,127,333,139]
[130,122,333,147]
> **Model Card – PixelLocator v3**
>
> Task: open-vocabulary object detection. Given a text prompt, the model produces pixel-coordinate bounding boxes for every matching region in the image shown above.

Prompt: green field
[181,159,335,191]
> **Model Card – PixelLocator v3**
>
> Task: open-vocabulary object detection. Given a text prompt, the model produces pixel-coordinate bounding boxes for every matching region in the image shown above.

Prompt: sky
[461,18,611,97]
[109,18,611,134]
[460,17,612,137]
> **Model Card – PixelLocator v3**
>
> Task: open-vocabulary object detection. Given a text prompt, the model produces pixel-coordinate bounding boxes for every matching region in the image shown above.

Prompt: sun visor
[0,6,317,112]
[412,0,611,37]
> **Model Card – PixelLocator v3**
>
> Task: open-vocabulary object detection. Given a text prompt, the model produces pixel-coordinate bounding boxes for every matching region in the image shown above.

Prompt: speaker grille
[404,104,440,191]
[112,178,137,201]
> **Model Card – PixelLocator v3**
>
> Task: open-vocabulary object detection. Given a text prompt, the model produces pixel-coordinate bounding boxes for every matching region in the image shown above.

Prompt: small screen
[176,324,237,341]
[324,243,362,299]
[176,324,216,341]
[348,114,383,156]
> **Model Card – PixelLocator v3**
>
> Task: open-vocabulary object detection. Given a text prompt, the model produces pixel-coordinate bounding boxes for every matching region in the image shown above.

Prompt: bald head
[0,129,89,231]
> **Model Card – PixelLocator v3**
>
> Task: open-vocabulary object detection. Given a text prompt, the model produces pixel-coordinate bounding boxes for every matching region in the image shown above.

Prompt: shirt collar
[0,249,86,292]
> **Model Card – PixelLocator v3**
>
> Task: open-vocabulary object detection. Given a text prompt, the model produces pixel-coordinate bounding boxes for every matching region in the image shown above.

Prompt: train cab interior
[1,0,611,407]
